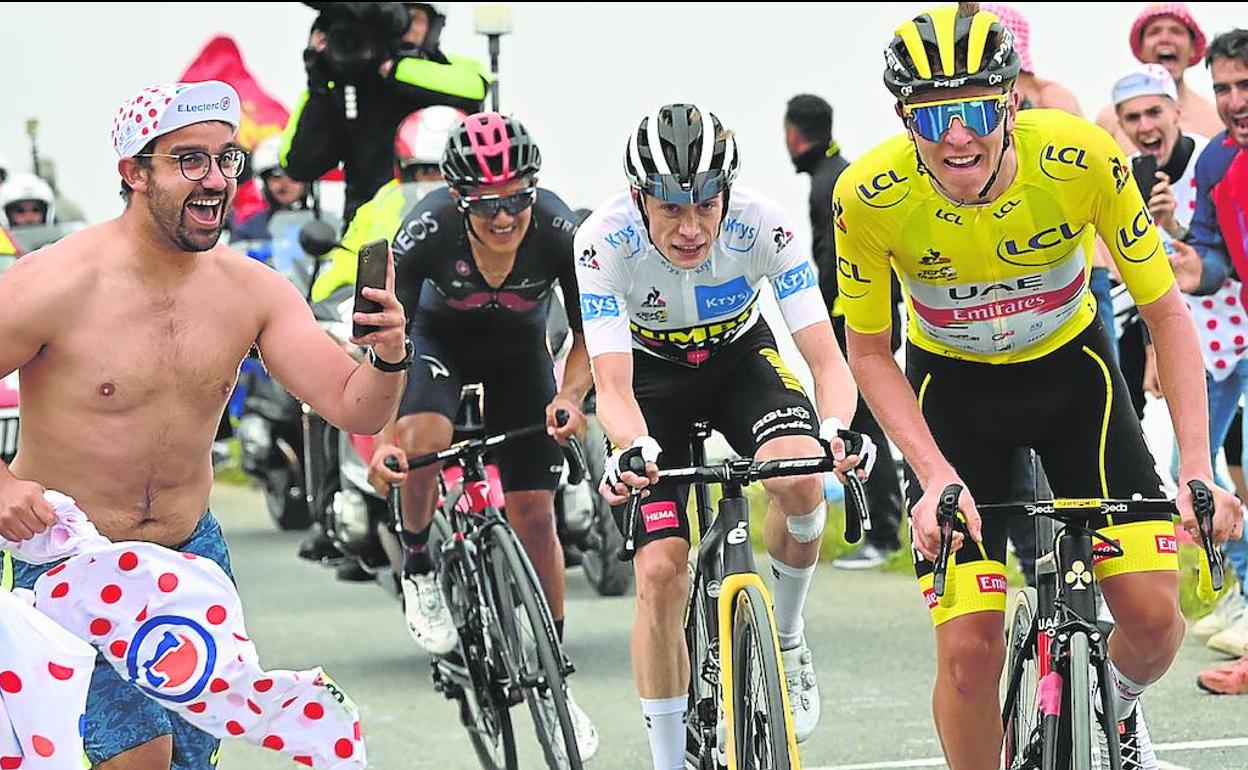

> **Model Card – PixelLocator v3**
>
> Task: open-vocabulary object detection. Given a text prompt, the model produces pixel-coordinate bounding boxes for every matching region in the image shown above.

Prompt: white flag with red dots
[1,492,367,770]
[0,588,96,769]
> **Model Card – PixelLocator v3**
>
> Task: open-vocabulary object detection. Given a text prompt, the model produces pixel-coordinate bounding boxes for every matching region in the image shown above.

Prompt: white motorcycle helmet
[1,172,55,225]
[250,136,284,179]
[395,106,464,199]
[0,151,10,184]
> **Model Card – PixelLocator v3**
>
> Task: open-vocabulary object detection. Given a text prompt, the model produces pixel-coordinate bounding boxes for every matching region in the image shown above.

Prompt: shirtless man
[1096,3,1223,152]
[0,80,409,770]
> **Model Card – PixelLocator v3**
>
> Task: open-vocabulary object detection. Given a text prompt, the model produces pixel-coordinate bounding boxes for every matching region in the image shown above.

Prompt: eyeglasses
[134,148,248,181]
[7,202,45,214]
[458,186,537,218]
[902,95,1008,143]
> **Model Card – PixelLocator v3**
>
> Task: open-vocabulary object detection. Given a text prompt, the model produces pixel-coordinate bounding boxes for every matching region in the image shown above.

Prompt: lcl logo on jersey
[1039,144,1090,182]
[1115,206,1160,264]
[127,617,217,703]
[855,170,910,209]
[836,256,872,298]
[996,222,1084,267]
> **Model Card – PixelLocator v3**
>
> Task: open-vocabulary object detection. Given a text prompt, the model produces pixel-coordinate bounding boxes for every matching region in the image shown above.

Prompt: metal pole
[488,34,501,111]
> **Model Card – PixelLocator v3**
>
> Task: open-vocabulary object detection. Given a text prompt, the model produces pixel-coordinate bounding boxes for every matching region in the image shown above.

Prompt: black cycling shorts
[400,320,562,492]
[615,321,821,549]
[905,319,1175,625]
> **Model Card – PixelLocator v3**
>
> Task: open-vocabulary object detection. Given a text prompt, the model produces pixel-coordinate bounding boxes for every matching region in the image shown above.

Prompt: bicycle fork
[714,487,802,770]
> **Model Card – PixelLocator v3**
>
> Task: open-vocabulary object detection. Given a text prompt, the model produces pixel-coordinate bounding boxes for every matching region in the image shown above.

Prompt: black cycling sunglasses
[458,186,537,219]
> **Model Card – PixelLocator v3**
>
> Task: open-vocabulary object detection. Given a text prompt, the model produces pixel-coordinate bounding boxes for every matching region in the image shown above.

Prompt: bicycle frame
[683,423,803,770]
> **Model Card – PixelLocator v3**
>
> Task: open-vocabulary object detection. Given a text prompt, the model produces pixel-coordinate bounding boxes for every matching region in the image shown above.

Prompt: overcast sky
[4,2,1243,231]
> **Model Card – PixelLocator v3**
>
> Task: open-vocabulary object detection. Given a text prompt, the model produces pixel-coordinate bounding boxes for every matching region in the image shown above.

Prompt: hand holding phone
[353,239,390,340]
[1131,154,1159,204]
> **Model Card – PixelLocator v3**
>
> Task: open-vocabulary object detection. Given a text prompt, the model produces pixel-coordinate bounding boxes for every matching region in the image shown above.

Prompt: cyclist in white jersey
[576,103,868,769]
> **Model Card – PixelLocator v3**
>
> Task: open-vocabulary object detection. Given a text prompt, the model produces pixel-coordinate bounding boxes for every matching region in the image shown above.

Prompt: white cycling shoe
[401,571,458,656]
[780,636,821,743]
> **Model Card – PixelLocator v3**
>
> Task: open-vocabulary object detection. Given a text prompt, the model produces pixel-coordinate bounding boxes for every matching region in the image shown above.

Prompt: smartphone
[353,239,389,339]
[1131,154,1159,203]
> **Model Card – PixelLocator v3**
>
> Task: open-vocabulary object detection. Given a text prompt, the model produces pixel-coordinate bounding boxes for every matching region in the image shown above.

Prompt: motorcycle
[228,210,339,531]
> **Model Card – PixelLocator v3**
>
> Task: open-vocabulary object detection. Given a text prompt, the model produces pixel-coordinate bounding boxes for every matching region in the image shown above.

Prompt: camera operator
[281,2,487,226]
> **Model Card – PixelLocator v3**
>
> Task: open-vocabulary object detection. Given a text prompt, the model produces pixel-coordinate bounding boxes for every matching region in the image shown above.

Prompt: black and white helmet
[624,104,738,204]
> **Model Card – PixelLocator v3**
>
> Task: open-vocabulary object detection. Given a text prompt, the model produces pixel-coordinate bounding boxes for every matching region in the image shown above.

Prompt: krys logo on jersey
[580,293,620,321]
[603,224,642,258]
[695,276,755,320]
[723,217,759,253]
[772,263,817,299]
[126,616,219,703]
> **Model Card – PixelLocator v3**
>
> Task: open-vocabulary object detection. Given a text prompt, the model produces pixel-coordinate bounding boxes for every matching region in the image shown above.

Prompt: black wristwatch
[368,338,414,373]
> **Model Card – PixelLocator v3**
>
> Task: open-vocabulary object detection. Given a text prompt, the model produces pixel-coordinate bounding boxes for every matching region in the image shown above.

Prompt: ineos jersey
[574,186,829,366]
[392,187,583,342]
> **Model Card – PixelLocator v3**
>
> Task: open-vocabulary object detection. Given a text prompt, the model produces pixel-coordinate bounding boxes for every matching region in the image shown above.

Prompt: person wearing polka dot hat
[0,79,409,770]
[1096,3,1224,152]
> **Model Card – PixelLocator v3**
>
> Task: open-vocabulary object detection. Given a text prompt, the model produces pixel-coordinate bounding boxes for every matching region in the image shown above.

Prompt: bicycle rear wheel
[488,525,582,769]
[1002,587,1040,769]
[730,584,794,770]
[443,555,517,770]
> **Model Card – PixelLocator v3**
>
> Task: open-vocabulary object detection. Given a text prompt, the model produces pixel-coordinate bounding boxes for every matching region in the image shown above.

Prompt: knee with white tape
[785,503,827,544]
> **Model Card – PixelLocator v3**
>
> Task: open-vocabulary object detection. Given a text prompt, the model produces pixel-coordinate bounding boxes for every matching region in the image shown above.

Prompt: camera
[305,2,411,80]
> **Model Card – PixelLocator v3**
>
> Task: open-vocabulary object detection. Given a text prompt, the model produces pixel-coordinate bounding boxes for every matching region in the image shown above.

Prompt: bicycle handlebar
[929,480,1223,608]
[383,410,580,475]
[617,454,871,561]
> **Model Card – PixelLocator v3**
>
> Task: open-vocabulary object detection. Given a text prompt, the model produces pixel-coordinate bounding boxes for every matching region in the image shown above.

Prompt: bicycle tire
[488,525,583,769]
[445,555,518,770]
[730,584,794,770]
[1066,631,1096,770]
[1002,587,1040,769]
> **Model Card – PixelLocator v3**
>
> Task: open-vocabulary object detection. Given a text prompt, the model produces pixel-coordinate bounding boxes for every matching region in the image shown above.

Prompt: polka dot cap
[111,80,241,158]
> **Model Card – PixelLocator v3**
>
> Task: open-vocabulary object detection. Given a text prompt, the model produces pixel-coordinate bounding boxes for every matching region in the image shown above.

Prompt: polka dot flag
[2,492,366,769]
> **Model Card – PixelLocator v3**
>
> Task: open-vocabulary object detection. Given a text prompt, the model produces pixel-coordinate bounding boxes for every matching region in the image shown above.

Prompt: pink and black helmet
[440,112,541,191]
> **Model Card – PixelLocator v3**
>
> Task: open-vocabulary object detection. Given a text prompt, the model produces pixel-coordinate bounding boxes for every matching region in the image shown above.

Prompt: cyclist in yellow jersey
[835,6,1242,769]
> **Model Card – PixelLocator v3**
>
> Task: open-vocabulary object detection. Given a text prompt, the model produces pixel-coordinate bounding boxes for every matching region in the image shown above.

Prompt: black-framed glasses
[134,148,248,181]
[458,186,537,219]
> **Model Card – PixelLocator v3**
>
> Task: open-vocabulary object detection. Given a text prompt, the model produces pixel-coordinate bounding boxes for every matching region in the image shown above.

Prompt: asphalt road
[212,483,1248,770]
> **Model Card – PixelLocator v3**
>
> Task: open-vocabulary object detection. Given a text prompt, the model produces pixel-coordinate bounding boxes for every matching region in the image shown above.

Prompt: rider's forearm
[793,322,856,425]
[848,333,952,487]
[1143,290,1214,480]
[597,388,649,450]
[333,365,405,436]
[556,334,594,406]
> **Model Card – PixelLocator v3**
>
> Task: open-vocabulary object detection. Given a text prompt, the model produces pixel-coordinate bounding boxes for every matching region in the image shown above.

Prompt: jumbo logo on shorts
[976,574,1007,593]
[641,501,679,533]
[1155,534,1178,554]
[127,616,217,703]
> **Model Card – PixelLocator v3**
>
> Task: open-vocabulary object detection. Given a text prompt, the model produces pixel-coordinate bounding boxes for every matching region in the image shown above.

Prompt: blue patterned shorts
[13,513,233,769]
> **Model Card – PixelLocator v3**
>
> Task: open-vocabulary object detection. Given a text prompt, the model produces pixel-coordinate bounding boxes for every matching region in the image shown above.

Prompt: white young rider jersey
[574,186,829,367]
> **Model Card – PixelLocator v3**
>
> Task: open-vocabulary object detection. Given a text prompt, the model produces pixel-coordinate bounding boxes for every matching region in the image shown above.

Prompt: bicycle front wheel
[1065,630,1097,770]
[730,584,795,770]
[444,555,517,770]
[488,525,583,769]
[1002,587,1040,769]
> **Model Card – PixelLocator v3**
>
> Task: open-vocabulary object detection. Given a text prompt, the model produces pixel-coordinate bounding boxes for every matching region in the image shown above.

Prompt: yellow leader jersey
[833,109,1173,364]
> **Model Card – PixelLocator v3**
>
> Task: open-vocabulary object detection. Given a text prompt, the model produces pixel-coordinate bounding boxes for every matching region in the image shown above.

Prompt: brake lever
[932,484,964,603]
[1188,479,1224,596]
[554,409,588,486]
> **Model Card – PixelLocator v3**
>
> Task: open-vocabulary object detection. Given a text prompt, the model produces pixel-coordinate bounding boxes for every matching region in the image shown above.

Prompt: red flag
[179,35,289,152]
